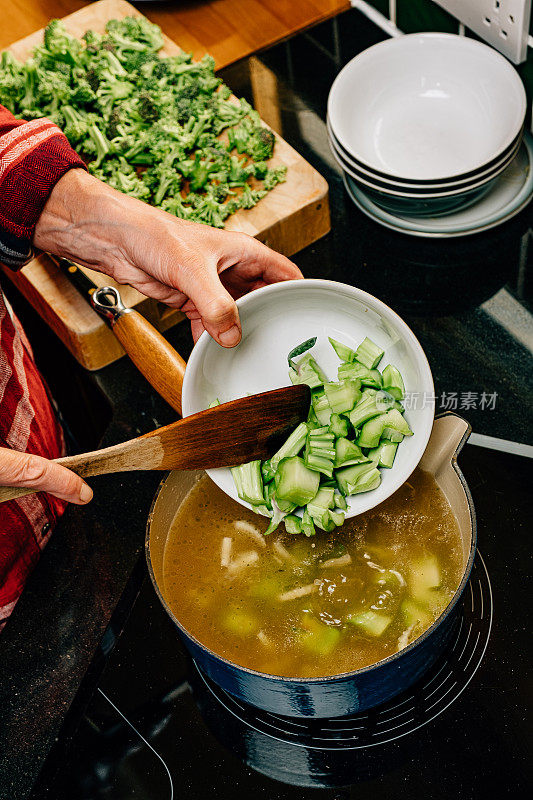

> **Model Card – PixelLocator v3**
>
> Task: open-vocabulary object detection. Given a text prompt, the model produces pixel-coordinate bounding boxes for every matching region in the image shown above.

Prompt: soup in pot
[162,469,463,678]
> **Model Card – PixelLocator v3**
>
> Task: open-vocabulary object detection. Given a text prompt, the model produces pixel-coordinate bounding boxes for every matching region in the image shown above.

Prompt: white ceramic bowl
[182,280,435,519]
[328,132,514,199]
[327,117,523,190]
[327,33,526,181]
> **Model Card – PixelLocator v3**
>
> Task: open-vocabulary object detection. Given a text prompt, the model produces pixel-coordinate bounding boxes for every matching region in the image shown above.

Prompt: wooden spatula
[0,385,310,503]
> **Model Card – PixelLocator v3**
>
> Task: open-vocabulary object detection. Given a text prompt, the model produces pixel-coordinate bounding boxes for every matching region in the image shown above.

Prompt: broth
[162,469,463,678]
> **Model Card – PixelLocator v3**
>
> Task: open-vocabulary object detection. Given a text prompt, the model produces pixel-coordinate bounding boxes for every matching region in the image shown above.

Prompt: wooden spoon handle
[0,430,163,503]
[92,287,186,415]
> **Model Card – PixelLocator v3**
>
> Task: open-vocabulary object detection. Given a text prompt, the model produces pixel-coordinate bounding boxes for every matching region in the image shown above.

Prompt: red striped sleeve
[0,290,66,629]
[0,105,87,242]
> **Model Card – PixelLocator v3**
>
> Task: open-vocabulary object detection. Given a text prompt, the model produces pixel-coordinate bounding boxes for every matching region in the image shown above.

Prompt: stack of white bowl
[328,33,527,218]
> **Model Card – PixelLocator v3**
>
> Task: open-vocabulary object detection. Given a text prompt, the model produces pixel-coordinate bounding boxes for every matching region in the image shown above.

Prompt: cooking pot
[146,412,476,718]
[85,286,476,719]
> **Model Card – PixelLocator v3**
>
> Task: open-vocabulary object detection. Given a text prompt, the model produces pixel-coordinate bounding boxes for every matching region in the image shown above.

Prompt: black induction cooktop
[35,443,532,800]
[4,9,530,799]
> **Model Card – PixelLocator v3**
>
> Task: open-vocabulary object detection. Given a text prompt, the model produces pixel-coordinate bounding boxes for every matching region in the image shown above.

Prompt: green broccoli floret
[188,152,219,192]
[123,49,158,73]
[61,104,95,144]
[0,52,25,112]
[142,148,183,204]
[85,66,100,92]
[106,106,125,140]
[82,29,102,54]
[226,114,275,161]
[96,49,128,77]
[42,19,82,66]
[137,91,159,123]
[210,184,232,204]
[96,73,135,112]
[190,193,226,228]
[211,98,248,135]
[179,111,212,151]
[84,123,114,167]
[161,194,194,220]
[19,62,40,111]
[226,154,253,186]
[38,71,72,115]
[227,123,249,155]
[239,183,267,209]
[252,161,268,180]
[105,17,164,56]
[71,79,96,107]
[0,14,286,230]
[116,129,154,163]
[91,156,151,200]
[263,165,287,190]
[249,126,275,161]
[175,97,193,124]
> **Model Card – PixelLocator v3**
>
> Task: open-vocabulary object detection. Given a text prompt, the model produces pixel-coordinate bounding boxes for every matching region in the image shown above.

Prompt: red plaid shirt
[0,105,86,630]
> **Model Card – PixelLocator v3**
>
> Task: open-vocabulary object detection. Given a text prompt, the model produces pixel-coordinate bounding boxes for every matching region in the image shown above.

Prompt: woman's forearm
[33,167,302,346]
[33,168,153,274]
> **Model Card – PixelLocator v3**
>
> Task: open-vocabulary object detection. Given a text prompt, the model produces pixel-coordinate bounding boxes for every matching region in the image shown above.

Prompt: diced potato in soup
[162,469,462,677]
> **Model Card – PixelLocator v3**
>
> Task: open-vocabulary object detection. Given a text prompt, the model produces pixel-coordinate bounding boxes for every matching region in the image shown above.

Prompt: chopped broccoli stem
[361,369,383,389]
[231,460,264,506]
[304,452,334,478]
[261,460,276,483]
[382,364,405,400]
[335,461,379,495]
[309,486,335,509]
[382,427,404,443]
[275,456,320,506]
[270,422,308,472]
[328,337,356,362]
[348,610,392,637]
[338,361,372,382]
[284,514,303,535]
[301,509,316,537]
[350,467,381,494]
[289,353,328,389]
[329,413,349,439]
[367,440,398,468]
[312,394,333,426]
[335,491,348,511]
[299,613,341,654]
[355,337,384,370]
[324,379,361,414]
[335,437,368,468]
[348,395,383,430]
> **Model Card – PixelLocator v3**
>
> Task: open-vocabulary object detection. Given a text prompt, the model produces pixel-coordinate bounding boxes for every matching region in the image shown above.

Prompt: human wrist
[33,169,139,273]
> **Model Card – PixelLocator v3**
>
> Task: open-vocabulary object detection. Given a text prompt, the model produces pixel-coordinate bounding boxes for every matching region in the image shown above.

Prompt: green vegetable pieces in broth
[162,469,463,678]
[230,335,413,535]
[0,17,287,227]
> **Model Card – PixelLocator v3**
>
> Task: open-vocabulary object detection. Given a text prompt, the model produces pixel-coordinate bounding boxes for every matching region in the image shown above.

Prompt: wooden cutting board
[1,0,330,371]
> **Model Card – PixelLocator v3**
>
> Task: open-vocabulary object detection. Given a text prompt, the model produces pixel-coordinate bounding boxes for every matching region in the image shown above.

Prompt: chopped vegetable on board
[0,17,287,228]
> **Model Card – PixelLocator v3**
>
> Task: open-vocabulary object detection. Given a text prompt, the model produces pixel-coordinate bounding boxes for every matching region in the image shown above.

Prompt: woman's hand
[34,169,303,346]
[0,446,92,503]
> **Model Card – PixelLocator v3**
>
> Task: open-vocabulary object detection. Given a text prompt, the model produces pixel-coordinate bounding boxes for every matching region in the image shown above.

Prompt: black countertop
[0,9,531,799]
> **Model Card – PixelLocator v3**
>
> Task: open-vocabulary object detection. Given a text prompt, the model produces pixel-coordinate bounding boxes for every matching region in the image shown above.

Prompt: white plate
[328,33,526,181]
[182,280,435,519]
[342,132,533,238]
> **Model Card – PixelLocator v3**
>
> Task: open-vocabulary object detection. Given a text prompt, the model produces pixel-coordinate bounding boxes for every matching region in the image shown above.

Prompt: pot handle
[419,412,472,474]
[92,287,186,415]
